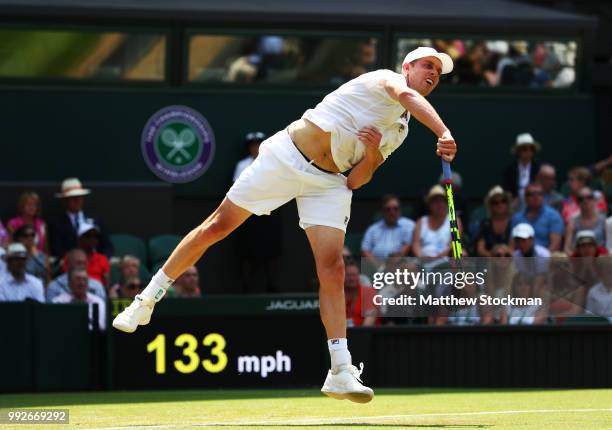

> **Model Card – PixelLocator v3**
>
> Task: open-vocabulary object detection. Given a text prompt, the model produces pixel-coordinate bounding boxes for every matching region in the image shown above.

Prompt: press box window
[396,38,578,89]
[188,33,379,85]
[0,29,166,81]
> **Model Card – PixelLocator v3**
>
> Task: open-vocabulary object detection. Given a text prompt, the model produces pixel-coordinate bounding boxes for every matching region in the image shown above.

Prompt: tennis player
[114,46,457,403]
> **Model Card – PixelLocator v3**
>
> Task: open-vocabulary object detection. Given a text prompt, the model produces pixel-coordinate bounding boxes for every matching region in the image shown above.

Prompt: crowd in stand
[344,133,612,327]
[0,178,203,330]
[1,132,611,329]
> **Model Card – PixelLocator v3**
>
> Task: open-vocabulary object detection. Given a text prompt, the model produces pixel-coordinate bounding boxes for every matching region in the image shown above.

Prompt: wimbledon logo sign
[141,105,215,183]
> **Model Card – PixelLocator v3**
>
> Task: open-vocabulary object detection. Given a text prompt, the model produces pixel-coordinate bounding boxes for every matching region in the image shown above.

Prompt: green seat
[148,234,181,267]
[344,232,364,257]
[109,234,147,262]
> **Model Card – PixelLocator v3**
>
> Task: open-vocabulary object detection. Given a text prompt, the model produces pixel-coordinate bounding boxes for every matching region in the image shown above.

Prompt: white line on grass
[79,408,612,429]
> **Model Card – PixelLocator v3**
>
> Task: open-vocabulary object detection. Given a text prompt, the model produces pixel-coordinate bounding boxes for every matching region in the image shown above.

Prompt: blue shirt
[511,205,564,248]
[361,217,415,258]
[47,273,107,302]
[0,272,44,302]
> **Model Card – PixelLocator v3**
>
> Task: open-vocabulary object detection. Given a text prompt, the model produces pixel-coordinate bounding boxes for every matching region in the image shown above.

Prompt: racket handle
[441,160,452,182]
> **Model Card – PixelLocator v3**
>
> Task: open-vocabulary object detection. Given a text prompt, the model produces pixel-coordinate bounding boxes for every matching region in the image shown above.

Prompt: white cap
[512,223,535,239]
[512,133,541,152]
[56,177,91,198]
[575,230,597,246]
[77,221,100,238]
[6,243,28,259]
[403,47,453,74]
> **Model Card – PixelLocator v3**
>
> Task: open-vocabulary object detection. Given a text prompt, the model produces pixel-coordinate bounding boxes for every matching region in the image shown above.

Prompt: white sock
[328,338,351,370]
[140,269,175,302]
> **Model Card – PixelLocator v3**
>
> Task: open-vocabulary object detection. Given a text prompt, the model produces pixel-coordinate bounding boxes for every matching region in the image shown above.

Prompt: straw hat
[511,133,541,153]
[55,178,91,198]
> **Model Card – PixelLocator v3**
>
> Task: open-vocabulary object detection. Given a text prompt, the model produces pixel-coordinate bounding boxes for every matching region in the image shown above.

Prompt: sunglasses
[126,283,142,290]
[383,206,400,212]
[494,253,512,257]
[490,199,507,206]
[20,232,36,238]
[525,191,543,197]
[246,131,265,141]
[577,195,594,203]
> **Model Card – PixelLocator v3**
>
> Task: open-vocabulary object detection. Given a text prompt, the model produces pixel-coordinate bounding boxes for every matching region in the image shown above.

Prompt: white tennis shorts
[227,129,352,232]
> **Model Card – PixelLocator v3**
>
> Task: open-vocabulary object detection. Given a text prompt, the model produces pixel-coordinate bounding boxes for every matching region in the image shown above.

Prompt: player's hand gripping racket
[441,160,463,260]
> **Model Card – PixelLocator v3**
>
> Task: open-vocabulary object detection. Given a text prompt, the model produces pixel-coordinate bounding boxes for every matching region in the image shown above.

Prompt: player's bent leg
[305,225,374,403]
[112,198,251,333]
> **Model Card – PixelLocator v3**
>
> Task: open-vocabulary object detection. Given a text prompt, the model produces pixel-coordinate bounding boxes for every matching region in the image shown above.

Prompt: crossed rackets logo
[158,127,198,165]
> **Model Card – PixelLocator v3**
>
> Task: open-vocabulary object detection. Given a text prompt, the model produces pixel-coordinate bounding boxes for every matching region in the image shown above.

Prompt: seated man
[0,243,44,302]
[361,194,415,269]
[52,267,106,330]
[173,266,202,298]
[511,182,564,252]
[47,248,106,302]
[511,223,550,280]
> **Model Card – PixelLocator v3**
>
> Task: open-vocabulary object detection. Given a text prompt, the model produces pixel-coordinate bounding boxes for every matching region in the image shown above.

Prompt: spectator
[109,275,143,299]
[607,215,612,254]
[500,273,547,325]
[413,185,461,259]
[232,132,282,293]
[563,187,607,255]
[63,222,110,287]
[511,223,550,279]
[475,186,512,256]
[6,191,48,253]
[436,278,490,326]
[571,230,608,291]
[47,248,106,302]
[536,164,564,212]
[0,220,9,249]
[12,224,48,282]
[548,252,584,321]
[173,266,202,298]
[52,268,106,330]
[233,131,266,181]
[511,182,563,252]
[0,243,44,302]
[361,194,415,268]
[108,255,141,295]
[344,260,378,327]
[49,178,112,258]
[561,167,607,224]
[503,133,541,203]
[585,256,612,321]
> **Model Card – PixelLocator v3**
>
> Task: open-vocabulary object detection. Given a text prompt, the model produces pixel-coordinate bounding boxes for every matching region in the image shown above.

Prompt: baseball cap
[245,131,266,143]
[403,47,453,75]
[77,221,100,238]
[6,243,28,259]
[575,230,597,246]
[512,223,535,239]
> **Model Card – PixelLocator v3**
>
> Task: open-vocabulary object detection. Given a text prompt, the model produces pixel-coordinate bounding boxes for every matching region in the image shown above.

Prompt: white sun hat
[55,177,91,198]
[403,47,453,74]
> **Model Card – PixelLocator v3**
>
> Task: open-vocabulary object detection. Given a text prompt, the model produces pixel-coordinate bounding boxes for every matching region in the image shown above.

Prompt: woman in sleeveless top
[564,186,607,254]
[413,184,462,259]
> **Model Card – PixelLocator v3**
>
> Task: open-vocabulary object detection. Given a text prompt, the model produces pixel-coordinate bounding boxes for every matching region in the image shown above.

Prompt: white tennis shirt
[302,69,410,172]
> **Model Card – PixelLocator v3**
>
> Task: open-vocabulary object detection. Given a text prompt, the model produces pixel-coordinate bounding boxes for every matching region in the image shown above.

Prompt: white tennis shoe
[321,362,374,403]
[112,295,155,333]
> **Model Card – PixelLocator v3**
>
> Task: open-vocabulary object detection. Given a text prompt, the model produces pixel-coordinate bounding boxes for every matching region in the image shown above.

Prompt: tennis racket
[441,160,462,259]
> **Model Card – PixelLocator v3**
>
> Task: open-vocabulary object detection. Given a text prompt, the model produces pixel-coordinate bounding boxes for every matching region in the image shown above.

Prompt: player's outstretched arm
[382,79,456,162]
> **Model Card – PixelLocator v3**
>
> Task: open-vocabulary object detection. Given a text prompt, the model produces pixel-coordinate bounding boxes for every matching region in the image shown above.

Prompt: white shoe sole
[112,318,138,333]
[321,388,374,403]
